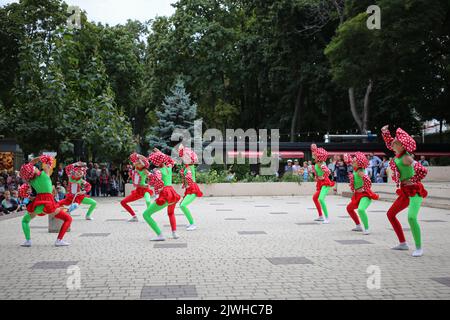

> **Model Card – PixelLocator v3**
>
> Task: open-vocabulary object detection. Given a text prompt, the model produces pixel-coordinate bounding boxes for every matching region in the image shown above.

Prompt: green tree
[147,79,198,153]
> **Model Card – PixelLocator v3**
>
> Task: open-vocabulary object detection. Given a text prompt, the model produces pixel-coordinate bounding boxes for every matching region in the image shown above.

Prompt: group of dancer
[310,125,428,257]
[18,145,203,246]
[18,126,427,257]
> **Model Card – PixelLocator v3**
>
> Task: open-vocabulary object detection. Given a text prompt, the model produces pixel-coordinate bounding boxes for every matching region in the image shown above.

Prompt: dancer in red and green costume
[143,149,181,241]
[120,153,153,222]
[344,152,379,235]
[58,162,96,220]
[178,144,203,231]
[381,125,428,257]
[311,144,335,224]
[19,155,72,247]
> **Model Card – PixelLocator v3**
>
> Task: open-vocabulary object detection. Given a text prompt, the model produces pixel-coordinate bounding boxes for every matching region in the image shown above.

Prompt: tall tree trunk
[362,79,373,133]
[332,0,345,25]
[348,81,373,134]
[290,83,304,142]
[348,87,363,132]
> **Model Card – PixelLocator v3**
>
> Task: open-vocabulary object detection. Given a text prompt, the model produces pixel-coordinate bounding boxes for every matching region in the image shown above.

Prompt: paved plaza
[0,195,449,300]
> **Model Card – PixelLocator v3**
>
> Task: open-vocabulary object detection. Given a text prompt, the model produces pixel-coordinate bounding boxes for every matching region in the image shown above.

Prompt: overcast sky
[0,0,176,25]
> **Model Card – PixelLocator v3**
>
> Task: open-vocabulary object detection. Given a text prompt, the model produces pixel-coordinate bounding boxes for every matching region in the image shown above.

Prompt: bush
[280,173,303,184]
[196,170,230,184]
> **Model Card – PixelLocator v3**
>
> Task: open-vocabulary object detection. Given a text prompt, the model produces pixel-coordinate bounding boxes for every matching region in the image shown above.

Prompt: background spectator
[302,161,309,181]
[419,156,430,167]
[1,190,18,215]
[284,160,293,175]
[368,153,382,182]
[380,156,390,183]
[56,181,66,200]
[335,158,349,183]
[292,160,301,176]
[328,157,337,181]
[86,163,98,197]
[109,175,119,196]
[99,167,109,197]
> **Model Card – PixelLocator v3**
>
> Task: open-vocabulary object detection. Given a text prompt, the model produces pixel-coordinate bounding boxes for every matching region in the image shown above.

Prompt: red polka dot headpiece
[179,146,198,165]
[353,152,369,169]
[148,151,174,167]
[130,153,150,169]
[18,183,31,198]
[393,128,416,153]
[40,155,56,169]
[18,183,31,199]
[20,163,36,181]
[69,164,87,177]
[312,146,329,162]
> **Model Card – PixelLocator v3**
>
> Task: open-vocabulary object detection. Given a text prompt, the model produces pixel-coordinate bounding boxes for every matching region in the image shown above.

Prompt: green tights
[81,197,97,217]
[408,195,423,248]
[142,202,168,236]
[313,186,331,218]
[180,194,197,225]
[22,212,34,241]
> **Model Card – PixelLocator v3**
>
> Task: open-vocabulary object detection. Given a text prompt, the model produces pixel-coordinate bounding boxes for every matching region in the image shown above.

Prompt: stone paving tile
[431,277,450,287]
[164,224,187,228]
[296,222,318,226]
[216,209,233,212]
[105,219,128,222]
[79,233,110,237]
[1,196,449,300]
[141,285,198,299]
[269,212,288,215]
[335,240,373,245]
[31,261,78,269]
[421,220,447,223]
[154,243,188,249]
[225,218,246,221]
[266,257,314,265]
[238,231,267,235]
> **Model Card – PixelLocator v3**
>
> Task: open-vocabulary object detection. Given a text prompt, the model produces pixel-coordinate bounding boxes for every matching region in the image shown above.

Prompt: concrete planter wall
[124,166,450,197]
[125,182,317,197]
[388,166,450,183]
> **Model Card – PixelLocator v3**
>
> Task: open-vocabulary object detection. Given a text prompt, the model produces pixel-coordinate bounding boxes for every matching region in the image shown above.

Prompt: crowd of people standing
[283,153,431,184]
[0,162,134,216]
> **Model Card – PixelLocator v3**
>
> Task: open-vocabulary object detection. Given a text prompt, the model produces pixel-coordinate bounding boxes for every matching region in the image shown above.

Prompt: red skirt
[156,186,181,206]
[316,178,335,191]
[58,193,87,206]
[27,193,58,216]
[397,183,428,199]
[184,183,203,197]
[131,186,154,198]
[352,190,379,203]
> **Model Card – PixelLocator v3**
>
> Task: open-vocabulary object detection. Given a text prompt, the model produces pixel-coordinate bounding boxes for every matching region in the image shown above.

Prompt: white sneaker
[363,229,370,235]
[172,232,179,239]
[128,216,139,222]
[412,248,423,257]
[150,235,166,241]
[392,243,409,251]
[314,217,324,222]
[85,215,93,221]
[186,224,197,231]
[352,225,363,232]
[322,219,330,224]
[55,239,70,247]
[21,240,32,247]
